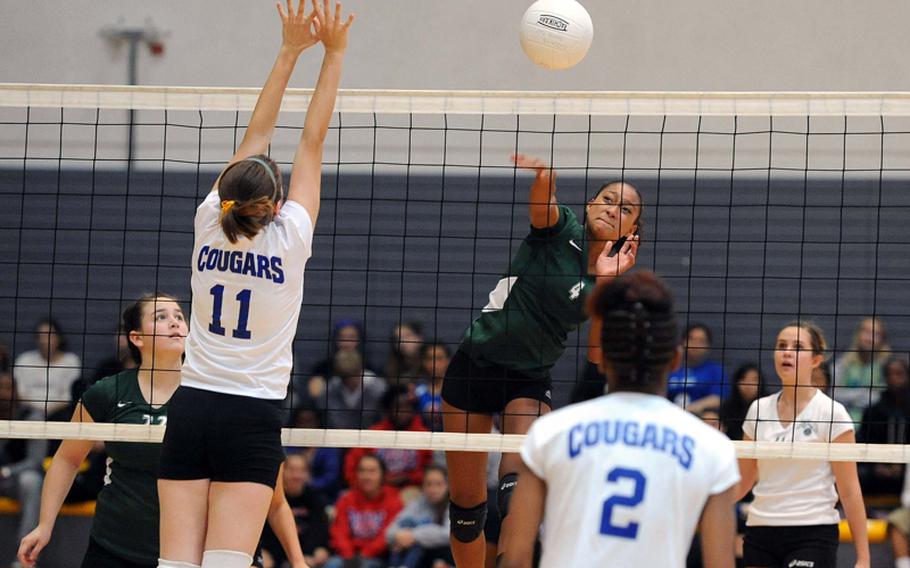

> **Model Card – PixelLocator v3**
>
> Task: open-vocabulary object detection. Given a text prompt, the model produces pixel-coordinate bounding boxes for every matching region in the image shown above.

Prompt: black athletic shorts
[441,348,552,414]
[159,386,285,488]
[743,524,839,568]
[81,538,155,568]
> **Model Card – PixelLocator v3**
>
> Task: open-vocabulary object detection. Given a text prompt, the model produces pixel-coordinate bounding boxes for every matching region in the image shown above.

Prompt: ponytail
[217,155,283,244]
[220,196,276,244]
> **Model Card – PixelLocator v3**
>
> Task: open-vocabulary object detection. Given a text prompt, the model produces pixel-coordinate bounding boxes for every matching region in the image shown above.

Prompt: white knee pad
[157,560,201,568]
[201,549,253,568]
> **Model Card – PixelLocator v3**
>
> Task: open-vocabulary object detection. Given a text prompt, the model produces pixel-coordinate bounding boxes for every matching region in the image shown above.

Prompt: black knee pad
[497,472,519,520]
[449,500,487,543]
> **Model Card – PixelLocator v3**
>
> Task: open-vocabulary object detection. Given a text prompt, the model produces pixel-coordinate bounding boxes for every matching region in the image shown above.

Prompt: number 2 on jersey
[600,467,646,539]
[209,285,252,339]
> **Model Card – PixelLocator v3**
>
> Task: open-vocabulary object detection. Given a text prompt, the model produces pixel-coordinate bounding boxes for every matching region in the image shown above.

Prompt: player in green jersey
[17,294,186,567]
[441,154,642,568]
[17,295,309,568]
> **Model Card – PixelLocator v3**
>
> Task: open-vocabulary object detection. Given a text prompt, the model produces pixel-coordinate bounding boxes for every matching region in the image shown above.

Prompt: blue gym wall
[2,168,908,407]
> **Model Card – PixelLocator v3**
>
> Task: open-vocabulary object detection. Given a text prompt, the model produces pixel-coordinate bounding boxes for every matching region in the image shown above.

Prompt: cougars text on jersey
[568,419,695,469]
[197,245,285,284]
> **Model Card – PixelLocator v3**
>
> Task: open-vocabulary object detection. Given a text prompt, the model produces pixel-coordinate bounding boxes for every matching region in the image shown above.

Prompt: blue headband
[243,156,280,200]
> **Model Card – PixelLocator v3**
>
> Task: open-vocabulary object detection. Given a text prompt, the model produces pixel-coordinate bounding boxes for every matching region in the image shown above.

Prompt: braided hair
[592,271,679,391]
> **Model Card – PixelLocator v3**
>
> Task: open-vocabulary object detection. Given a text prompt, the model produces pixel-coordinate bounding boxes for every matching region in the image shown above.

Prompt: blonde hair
[840,317,891,367]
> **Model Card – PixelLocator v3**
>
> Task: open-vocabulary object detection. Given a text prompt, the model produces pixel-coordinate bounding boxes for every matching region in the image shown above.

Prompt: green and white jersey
[80,369,168,565]
[462,205,595,379]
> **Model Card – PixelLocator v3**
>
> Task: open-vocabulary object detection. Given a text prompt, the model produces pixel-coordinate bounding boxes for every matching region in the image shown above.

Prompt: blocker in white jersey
[520,392,739,568]
[181,189,313,400]
[157,3,355,567]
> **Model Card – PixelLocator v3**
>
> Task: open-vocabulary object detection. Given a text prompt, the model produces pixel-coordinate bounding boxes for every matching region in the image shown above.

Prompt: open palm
[277,0,319,54]
[595,236,639,278]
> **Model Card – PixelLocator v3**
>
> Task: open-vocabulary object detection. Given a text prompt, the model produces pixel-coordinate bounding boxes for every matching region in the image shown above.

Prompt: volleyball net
[2,84,910,462]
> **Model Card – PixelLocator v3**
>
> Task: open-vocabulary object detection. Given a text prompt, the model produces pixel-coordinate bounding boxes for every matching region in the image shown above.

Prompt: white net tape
[2,420,908,462]
[0,420,524,453]
[3,83,910,116]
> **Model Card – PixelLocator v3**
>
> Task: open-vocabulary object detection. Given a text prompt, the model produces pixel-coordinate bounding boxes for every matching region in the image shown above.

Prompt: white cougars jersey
[182,191,314,399]
[520,392,740,568]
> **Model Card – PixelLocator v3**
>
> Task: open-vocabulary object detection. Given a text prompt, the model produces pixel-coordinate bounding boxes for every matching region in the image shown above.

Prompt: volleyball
[519,0,593,70]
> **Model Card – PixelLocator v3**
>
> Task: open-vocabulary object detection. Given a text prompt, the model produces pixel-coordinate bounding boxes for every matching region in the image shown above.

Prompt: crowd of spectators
[1,313,907,567]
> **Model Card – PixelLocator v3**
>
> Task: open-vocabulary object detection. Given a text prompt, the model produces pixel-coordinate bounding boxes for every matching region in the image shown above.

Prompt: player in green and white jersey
[441,154,643,568]
[17,295,308,568]
[18,294,186,567]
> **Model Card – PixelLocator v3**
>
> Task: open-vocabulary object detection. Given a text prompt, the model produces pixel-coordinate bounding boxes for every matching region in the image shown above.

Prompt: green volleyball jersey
[80,369,168,565]
[462,205,595,379]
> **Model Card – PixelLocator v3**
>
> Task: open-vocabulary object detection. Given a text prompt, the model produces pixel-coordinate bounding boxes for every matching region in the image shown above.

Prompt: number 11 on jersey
[209,285,252,339]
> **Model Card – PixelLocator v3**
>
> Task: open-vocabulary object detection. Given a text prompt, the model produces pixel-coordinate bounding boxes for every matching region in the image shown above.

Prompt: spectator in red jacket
[344,386,433,493]
[328,454,403,568]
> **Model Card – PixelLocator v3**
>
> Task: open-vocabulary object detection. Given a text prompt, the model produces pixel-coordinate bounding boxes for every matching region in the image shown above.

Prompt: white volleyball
[520,0,594,70]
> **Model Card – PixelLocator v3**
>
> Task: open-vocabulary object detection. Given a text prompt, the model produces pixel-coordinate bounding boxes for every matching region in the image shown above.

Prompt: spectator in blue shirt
[667,323,726,414]
[415,342,451,432]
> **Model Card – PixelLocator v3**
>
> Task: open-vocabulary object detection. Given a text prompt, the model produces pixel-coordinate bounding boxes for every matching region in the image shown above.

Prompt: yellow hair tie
[220,200,236,216]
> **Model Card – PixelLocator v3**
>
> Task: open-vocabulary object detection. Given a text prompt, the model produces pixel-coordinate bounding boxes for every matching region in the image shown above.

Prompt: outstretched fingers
[302,0,317,21]
[331,2,352,31]
[317,0,353,49]
[322,0,332,27]
[340,10,355,31]
[305,4,320,31]
[306,0,320,29]
[511,153,548,172]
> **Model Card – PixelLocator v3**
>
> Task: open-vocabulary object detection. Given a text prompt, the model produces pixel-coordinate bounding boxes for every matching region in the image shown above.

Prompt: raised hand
[277,0,320,54]
[313,0,354,53]
[511,153,551,176]
[595,235,639,279]
[514,153,560,228]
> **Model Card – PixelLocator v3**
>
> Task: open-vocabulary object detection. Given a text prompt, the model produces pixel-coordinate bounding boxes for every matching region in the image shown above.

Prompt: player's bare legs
[158,478,211,564]
[443,400,493,568]
[498,397,550,556]
[204,481,274,557]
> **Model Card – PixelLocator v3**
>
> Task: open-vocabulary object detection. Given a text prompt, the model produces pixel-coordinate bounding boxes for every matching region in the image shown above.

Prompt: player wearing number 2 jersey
[501,271,740,568]
[156,2,354,567]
